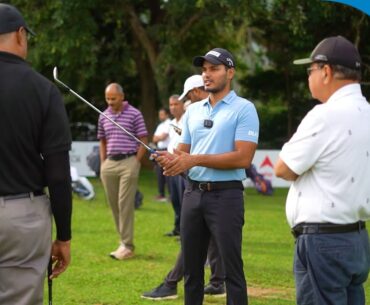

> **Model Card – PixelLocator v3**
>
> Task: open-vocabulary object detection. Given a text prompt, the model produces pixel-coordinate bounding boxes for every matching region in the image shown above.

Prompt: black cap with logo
[293,36,361,70]
[0,3,36,36]
[193,48,235,68]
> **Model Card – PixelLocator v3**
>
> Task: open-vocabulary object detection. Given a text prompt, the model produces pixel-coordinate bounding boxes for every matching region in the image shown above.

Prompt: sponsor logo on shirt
[248,130,258,137]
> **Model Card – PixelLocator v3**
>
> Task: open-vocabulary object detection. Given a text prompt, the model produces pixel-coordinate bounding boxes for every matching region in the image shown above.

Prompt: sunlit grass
[44,169,369,304]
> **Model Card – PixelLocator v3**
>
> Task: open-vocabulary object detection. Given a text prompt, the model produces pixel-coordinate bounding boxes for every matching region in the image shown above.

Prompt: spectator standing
[0,4,72,305]
[155,48,259,305]
[164,95,186,237]
[152,108,171,202]
[275,36,370,305]
[98,83,148,260]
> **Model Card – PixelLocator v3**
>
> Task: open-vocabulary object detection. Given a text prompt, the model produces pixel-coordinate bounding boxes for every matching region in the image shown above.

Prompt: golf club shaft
[53,68,154,154]
[53,67,187,178]
[48,258,52,305]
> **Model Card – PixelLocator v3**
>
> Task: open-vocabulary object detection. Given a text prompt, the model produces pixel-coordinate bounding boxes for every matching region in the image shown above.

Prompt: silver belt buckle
[198,182,210,191]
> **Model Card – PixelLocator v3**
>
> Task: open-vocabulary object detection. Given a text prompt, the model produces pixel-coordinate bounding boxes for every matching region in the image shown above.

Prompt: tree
[11,0,252,134]
[239,0,370,147]
[8,0,370,149]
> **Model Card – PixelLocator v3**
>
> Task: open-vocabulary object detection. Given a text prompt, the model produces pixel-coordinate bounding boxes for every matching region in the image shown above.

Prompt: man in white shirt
[165,95,185,236]
[152,108,171,201]
[275,36,370,305]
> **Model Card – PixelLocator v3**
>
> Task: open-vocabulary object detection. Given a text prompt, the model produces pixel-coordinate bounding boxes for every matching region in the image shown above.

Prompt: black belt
[108,152,136,161]
[2,190,45,201]
[292,221,366,238]
[189,179,244,191]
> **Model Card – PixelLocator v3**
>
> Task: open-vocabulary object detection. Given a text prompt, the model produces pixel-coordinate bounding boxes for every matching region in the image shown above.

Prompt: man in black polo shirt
[0,4,72,305]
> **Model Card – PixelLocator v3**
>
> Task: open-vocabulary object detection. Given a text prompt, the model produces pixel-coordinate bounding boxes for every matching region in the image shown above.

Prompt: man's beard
[205,81,227,94]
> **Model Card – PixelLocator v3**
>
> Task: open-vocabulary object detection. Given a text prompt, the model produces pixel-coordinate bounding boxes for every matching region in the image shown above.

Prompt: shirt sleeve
[97,114,106,139]
[280,106,328,175]
[235,102,259,143]
[133,110,148,137]
[41,85,71,156]
[180,109,191,144]
[44,151,72,241]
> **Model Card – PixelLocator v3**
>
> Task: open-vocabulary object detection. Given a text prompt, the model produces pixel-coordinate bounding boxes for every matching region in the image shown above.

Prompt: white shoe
[110,245,134,260]
[109,244,122,257]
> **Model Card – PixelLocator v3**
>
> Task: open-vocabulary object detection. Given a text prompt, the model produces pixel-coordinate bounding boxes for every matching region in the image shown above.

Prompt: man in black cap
[0,4,72,305]
[154,48,259,305]
[275,36,370,305]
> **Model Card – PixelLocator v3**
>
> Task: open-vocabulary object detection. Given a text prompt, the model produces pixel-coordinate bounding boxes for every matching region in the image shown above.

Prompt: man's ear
[227,67,235,80]
[322,65,332,84]
[16,27,25,46]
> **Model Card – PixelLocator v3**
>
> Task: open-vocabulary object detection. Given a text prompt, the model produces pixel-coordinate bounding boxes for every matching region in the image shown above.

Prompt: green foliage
[5,0,370,145]
[239,0,370,146]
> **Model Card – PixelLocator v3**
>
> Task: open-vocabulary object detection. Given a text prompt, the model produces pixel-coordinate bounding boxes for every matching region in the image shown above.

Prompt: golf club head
[53,66,58,81]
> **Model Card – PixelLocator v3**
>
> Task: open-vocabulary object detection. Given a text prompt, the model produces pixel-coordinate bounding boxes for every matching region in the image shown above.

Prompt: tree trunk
[131,40,157,169]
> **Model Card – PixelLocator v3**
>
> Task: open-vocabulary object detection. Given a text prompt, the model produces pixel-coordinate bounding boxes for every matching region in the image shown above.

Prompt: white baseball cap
[179,75,204,101]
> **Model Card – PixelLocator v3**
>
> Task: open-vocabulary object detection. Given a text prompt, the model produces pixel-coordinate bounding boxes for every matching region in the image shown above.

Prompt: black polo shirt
[0,51,71,195]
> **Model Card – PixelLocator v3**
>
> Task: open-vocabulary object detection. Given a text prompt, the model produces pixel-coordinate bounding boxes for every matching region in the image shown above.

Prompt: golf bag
[135,190,144,209]
[87,145,100,177]
[245,164,273,195]
[70,166,95,200]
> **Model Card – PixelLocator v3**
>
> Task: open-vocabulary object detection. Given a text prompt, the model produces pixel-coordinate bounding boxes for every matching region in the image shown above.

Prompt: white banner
[250,150,291,187]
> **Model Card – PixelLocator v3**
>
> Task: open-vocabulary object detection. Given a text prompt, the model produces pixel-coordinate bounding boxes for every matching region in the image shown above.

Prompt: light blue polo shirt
[180,90,259,181]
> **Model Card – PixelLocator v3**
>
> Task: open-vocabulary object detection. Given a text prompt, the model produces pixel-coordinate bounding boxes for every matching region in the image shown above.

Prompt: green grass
[44,169,369,305]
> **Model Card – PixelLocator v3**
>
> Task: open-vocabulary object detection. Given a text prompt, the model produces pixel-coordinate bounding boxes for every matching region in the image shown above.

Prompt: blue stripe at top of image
[322,0,370,15]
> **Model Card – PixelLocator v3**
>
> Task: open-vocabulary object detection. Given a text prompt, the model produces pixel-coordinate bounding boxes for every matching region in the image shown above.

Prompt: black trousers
[164,237,225,288]
[181,186,247,305]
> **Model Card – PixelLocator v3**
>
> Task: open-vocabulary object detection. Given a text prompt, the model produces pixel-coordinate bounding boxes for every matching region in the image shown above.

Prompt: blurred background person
[152,107,171,202]
[164,94,185,237]
[98,83,148,260]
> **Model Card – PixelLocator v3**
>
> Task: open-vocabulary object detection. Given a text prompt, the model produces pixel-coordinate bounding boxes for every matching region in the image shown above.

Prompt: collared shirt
[154,118,171,149]
[180,90,259,181]
[280,84,370,227]
[97,102,148,156]
[167,117,183,153]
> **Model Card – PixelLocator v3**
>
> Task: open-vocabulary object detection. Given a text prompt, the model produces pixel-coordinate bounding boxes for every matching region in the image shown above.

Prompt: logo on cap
[226,58,234,67]
[207,50,221,58]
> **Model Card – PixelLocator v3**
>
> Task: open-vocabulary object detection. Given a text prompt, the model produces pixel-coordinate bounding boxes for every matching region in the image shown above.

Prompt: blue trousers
[167,175,185,233]
[154,163,167,197]
[294,229,370,305]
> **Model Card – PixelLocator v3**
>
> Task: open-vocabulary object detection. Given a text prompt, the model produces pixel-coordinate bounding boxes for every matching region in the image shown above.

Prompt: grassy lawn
[44,168,369,304]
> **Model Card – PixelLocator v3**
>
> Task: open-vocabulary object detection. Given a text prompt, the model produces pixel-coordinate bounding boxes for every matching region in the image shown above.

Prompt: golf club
[48,258,52,305]
[53,67,155,154]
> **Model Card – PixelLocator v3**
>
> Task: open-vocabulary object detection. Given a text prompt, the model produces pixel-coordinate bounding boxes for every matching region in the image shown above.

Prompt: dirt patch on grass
[248,286,294,300]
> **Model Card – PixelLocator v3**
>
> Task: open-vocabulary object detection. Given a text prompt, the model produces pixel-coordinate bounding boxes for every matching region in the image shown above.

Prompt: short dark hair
[159,107,170,116]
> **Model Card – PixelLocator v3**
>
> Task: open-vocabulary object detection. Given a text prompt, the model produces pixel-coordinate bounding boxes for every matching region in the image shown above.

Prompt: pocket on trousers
[294,241,315,305]
[315,235,353,261]
[294,239,307,273]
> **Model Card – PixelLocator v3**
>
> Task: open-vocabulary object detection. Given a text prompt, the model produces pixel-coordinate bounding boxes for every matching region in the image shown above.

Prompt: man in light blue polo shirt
[155,48,259,305]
